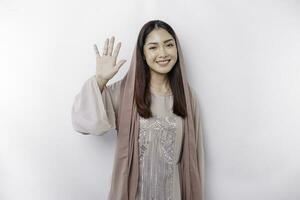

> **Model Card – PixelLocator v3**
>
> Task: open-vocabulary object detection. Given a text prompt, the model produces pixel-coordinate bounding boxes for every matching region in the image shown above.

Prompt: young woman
[72,20,205,200]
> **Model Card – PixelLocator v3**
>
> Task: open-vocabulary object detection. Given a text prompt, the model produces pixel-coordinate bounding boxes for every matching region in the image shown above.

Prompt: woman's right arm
[71,36,126,136]
[71,75,121,135]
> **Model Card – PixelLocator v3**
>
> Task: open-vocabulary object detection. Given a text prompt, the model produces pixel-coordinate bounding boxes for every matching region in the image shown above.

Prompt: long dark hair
[134,20,187,118]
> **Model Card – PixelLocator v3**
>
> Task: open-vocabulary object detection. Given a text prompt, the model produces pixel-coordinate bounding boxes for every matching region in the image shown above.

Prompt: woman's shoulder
[187,84,200,109]
[188,84,198,98]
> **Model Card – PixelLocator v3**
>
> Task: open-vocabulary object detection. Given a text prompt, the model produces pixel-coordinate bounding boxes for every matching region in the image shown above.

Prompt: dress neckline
[150,91,173,97]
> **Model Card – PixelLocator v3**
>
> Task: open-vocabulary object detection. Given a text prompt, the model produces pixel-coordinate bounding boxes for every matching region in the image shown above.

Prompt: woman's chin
[150,66,173,75]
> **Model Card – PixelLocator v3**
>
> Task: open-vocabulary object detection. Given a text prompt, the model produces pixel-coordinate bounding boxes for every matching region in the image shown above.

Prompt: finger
[112,42,121,59]
[115,59,126,71]
[93,44,101,58]
[102,38,109,56]
[107,36,115,56]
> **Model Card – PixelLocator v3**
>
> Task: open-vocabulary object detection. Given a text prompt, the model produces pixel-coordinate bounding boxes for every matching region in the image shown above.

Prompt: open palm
[94,36,126,81]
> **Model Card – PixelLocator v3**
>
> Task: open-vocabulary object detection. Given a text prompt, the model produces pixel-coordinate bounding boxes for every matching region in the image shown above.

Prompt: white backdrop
[1,0,300,199]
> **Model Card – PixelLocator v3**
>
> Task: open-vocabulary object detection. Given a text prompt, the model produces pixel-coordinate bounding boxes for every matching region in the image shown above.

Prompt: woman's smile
[156,59,171,66]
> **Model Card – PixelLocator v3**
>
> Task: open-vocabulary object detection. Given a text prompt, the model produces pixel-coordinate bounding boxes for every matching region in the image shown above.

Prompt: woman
[72,20,205,200]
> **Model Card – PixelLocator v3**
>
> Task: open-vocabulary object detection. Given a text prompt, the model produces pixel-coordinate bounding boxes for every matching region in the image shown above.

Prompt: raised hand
[94,36,126,85]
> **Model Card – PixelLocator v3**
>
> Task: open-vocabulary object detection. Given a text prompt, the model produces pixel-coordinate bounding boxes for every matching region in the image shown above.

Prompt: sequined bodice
[136,115,177,200]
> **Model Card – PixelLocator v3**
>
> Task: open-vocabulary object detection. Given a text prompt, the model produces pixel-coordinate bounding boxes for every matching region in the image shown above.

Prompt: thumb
[115,59,127,70]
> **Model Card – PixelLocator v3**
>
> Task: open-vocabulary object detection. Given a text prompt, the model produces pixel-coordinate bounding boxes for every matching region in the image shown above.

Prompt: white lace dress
[136,94,183,200]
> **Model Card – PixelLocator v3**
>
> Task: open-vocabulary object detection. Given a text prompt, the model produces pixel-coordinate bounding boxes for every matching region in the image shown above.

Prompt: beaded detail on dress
[137,115,177,200]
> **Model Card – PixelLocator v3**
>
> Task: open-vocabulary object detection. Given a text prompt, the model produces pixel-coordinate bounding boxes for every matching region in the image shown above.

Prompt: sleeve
[71,75,121,136]
[191,87,206,199]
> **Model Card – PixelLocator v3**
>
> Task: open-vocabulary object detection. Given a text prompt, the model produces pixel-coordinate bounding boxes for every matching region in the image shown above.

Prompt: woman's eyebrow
[146,39,174,46]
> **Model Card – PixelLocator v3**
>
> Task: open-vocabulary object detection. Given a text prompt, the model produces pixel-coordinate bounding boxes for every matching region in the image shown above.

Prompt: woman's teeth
[156,60,170,65]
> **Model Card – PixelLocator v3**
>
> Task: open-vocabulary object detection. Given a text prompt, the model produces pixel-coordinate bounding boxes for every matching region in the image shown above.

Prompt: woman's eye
[149,47,157,50]
[167,43,174,47]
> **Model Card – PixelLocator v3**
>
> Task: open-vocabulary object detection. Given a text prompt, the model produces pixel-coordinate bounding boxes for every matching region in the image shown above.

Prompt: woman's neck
[149,71,171,94]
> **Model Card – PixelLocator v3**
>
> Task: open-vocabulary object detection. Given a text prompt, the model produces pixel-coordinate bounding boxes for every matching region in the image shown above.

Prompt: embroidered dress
[71,76,204,200]
[137,116,177,200]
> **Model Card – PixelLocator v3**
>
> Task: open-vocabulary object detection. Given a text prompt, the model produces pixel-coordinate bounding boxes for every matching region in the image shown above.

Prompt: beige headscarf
[106,34,203,200]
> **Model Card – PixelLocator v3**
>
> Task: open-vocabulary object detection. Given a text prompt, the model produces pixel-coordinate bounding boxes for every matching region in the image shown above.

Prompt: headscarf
[107,34,203,200]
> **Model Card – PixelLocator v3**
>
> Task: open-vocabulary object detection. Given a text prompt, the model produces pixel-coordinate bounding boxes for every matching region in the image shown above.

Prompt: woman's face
[143,28,178,75]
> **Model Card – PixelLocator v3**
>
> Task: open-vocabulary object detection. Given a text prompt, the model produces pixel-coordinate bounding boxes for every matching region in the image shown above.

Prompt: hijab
[106,34,203,200]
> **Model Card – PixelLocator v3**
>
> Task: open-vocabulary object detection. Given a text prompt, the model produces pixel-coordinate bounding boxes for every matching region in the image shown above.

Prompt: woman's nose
[158,47,167,57]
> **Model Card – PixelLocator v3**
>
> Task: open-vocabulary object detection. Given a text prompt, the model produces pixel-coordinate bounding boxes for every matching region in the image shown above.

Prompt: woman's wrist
[95,75,109,92]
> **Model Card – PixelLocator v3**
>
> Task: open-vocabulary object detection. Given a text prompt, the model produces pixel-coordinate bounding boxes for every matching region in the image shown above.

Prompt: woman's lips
[156,59,171,66]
